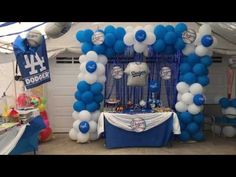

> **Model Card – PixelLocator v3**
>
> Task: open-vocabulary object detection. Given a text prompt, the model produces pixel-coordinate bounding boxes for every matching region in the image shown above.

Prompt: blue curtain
[105,52,181,109]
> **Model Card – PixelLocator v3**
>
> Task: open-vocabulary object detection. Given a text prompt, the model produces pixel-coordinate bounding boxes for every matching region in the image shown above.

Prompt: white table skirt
[97,112,181,137]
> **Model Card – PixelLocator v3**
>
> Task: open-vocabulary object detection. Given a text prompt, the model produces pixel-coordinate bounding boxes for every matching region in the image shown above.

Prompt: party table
[97,111,181,148]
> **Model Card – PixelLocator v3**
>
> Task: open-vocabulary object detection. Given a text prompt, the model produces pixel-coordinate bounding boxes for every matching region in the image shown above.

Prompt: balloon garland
[175,24,217,142]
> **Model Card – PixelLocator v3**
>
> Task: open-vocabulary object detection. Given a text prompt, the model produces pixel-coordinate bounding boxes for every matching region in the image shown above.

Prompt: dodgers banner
[13,35,51,89]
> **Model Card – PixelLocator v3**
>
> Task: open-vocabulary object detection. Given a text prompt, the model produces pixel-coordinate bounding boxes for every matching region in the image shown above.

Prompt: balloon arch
[69,23,217,143]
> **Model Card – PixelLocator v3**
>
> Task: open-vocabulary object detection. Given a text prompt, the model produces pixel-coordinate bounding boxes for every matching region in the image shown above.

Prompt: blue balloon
[135,30,147,42]
[193,94,205,106]
[73,101,85,112]
[76,30,85,42]
[114,40,126,54]
[201,35,213,47]
[164,31,178,44]
[180,63,192,74]
[105,47,115,58]
[204,68,209,75]
[219,97,230,108]
[86,61,97,73]
[115,27,126,40]
[180,122,186,130]
[187,53,200,64]
[192,131,205,141]
[179,130,190,142]
[104,33,116,47]
[175,23,187,36]
[179,112,193,124]
[86,102,99,112]
[231,99,236,108]
[197,75,209,86]
[81,91,94,104]
[81,42,93,54]
[104,25,116,34]
[179,75,184,82]
[175,38,185,50]
[166,25,175,32]
[193,63,207,76]
[193,113,204,125]
[74,91,82,101]
[79,121,90,134]
[94,93,104,103]
[164,45,175,54]
[201,56,212,67]
[83,29,93,43]
[93,44,105,54]
[149,80,160,93]
[186,122,199,135]
[77,81,90,92]
[91,82,103,94]
[154,25,167,39]
[183,72,197,85]
[153,39,166,53]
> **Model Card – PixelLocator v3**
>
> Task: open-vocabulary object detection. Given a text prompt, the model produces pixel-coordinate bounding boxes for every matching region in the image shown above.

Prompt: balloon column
[175,24,217,142]
[69,51,107,143]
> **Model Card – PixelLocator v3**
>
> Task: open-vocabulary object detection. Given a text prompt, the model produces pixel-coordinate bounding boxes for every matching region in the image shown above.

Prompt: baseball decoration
[182,29,197,44]
[160,67,171,80]
[130,118,146,132]
[26,30,43,47]
[111,66,123,79]
[92,30,105,45]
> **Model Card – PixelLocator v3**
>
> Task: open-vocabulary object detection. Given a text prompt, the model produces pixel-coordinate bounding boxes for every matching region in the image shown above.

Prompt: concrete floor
[35,131,236,155]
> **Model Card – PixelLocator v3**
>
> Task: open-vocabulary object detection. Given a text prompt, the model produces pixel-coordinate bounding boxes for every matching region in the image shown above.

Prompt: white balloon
[224,107,236,119]
[96,63,105,76]
[84,73,97,84]
[177,93,182,101]
[143,47,149,57]
[144,25,154,32]
[97,76,106,83]
[134,42,146,53]
[175,101,188,112]
[77,73,85,81]
[91,110,101,122]
[77,132,90,143]
[134,26,143,33]
[211,125,222,135]
[143,32,156,45]
[73,119,81,131]
[79,55,87,63]
[182,44,195,56]
[89,132,98,141]
[195,45,208,57]
[181,92,194,105]
[222,126,236,137]
[69,128,77,140]
[199,24,212,35]
[97,55,108,65]
[124,33,134,46]
[125,26,134,33]
[176,82,190,94]
[89,120,97,133]
[78,110,91,121]
[72,111,80,120]
[211,36,218,48]
[189,83,203,95]
[194,33,202,45]
[79,62,87,73]
[86,51,98,62]
[188,104,202,115]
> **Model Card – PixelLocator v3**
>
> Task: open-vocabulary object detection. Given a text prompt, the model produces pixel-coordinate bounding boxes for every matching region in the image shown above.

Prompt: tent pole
[11,57,17,108]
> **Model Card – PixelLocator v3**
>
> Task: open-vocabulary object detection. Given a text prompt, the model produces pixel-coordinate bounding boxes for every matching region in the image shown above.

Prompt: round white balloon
[175,101,188,112]
[97,55,108,65]
[222,126,236,137]
[182,44,195,56]
[73,119,81,131]
[124,33,134,46]
[224,107,236,119]
[134,42,146,53]
[144,25,154,32]
[125,26,134,33]
[86,51,98,62]
[91,110,101,122]
[77,132,90,143]
[134,26,143,33]
[77,73,85,81]
[96,63,105,76]
[97,76,106,83]
[199,24,212,35]
[195,45,209,57]
[188,104,202,115]
[143,32,156,45]
[78,110,91,121]
[79,62,87,73]
[72,111,80,120]
[177,93,182,101]
[79,55,87,63]
[89,120,97,133]
[176,82,190,94]
[189,83,203,95]
[181,92,194,105]
[69,128,77,140]
[84,73,98,84]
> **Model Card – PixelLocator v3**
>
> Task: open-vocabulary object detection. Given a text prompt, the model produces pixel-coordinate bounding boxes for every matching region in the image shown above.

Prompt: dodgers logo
[24,53,46,75]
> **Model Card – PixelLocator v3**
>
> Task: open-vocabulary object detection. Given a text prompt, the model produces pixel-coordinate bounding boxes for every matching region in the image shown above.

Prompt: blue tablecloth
[104,114,174,148]
[10,116,46,155]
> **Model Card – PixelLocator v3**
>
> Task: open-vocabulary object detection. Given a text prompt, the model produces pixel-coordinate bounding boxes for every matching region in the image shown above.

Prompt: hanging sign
[92,30,105,45]
[182,29,197,44]
[130,118,146,132]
